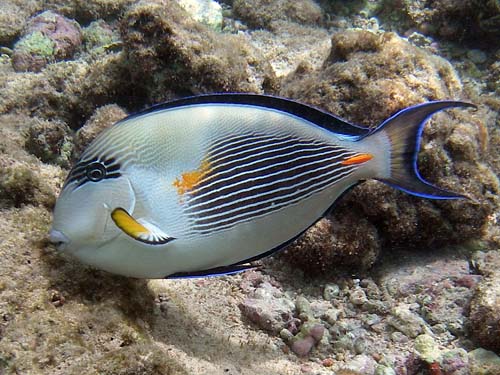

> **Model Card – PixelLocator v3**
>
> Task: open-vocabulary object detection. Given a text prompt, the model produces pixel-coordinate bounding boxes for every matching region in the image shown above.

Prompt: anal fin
[166,264,257,279]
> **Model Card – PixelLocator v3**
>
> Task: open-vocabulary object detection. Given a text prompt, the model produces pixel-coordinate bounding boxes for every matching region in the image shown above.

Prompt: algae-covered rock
[414,334,441,363]
[280,30,496,273]
[468,348,500,375]
[12,11,82,72]
[0,0,40,46]
[387,0,500,46]
[42,0,136,24]
[469,251,500,354]
[25,118,74,168]
[232,0,323,30]
[82,20,120,52]
[177,0,223,31]
[283,215,380,273]
[120,0,278,104]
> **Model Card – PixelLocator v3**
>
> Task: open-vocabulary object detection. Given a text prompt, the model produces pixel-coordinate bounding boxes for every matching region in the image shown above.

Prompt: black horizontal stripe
[183,131,359,234]
[190,168,354,233]
[190,162,352,224]
[200,140,330,186]
[187,151,348,213]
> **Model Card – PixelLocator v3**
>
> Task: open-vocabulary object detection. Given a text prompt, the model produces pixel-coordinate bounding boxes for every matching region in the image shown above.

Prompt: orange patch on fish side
[173,160,212,195]
[341,153,373,165]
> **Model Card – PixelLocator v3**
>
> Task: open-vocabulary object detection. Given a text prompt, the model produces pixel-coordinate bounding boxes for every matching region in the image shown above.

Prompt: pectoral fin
[111,207,175,245]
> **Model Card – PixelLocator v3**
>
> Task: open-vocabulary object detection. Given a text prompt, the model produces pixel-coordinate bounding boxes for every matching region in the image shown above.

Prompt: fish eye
[86,162,106,182]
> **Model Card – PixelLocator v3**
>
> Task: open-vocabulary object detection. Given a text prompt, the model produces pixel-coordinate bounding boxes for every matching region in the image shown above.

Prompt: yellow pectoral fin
[111,208,175,245]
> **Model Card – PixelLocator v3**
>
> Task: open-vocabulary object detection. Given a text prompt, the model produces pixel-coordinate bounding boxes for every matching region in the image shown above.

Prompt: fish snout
[49,229,70,251]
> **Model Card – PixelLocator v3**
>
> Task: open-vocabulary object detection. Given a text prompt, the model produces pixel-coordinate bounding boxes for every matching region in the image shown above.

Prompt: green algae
[15,31,55,58]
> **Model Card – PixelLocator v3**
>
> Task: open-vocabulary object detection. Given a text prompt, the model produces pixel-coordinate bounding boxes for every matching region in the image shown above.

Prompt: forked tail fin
[369,101,476,199]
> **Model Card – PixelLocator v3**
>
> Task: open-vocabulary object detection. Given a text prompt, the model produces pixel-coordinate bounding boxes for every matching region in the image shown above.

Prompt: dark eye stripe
[63,156,122,188]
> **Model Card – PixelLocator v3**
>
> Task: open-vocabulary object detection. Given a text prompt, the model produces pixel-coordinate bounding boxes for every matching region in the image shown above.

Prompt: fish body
[49,94,474,278]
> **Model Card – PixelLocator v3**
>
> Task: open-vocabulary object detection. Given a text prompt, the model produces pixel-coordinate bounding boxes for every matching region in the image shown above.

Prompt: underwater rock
[0,162,41,208]
[177,0,223,31]
[468,348,500,375]
[342,354,378,375]
[120,0,277,105]
[24,118,74,168]
[391,0,500,46]
[414,334,441,363]
[75,104,127,154]
[0,0,38,46]
[282,215,379,274]
[387,306,427,338]
[82,20,120,52]
[290,322,325,357]
[231,0,323,30]
[280,29,495,273]
[13,11,82,72]
[469,251,500,354]
[42,0,136,24]
[238,281,295,333]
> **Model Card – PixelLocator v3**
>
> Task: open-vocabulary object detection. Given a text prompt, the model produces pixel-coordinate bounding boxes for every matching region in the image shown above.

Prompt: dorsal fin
[118,94,370,137]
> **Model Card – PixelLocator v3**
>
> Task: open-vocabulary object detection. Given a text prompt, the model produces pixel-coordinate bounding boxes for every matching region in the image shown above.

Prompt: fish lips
[49,229,70,251]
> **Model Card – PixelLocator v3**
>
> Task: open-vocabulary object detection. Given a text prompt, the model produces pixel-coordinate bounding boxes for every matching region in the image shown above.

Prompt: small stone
[291,335,315,357]
[441,348,469,374]
[344,354,377,375]
[467,49,488,64]
[353,337,366,354]
[324,283,340,300]
[363,314,381,326]
[280,328,294,342]
[350,289,367,306]
[308,324,325,342]
[322,358,334,367]
[468,348,500,375]
[390,331,408,343]
[323,308,340,325]
[296,295,312,319]
[388,306,426,338]
[414,334,441,363]
[375,365,396,375]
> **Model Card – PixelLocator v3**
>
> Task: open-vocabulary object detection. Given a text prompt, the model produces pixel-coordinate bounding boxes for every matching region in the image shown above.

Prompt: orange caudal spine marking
[173,159,212,195]
[341,153,373,166]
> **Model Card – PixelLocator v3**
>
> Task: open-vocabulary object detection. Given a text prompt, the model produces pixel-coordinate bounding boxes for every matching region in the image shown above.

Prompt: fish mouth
[49,229,70,251]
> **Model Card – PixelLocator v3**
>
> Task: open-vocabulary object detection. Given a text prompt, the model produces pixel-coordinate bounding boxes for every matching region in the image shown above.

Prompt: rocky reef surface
[0,0,499,374]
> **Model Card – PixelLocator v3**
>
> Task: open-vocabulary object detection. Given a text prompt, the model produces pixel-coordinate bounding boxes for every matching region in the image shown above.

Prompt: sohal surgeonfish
[49,94,475,278]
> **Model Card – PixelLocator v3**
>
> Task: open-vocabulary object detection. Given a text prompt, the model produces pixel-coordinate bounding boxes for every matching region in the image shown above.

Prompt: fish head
[50,160,135,253]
